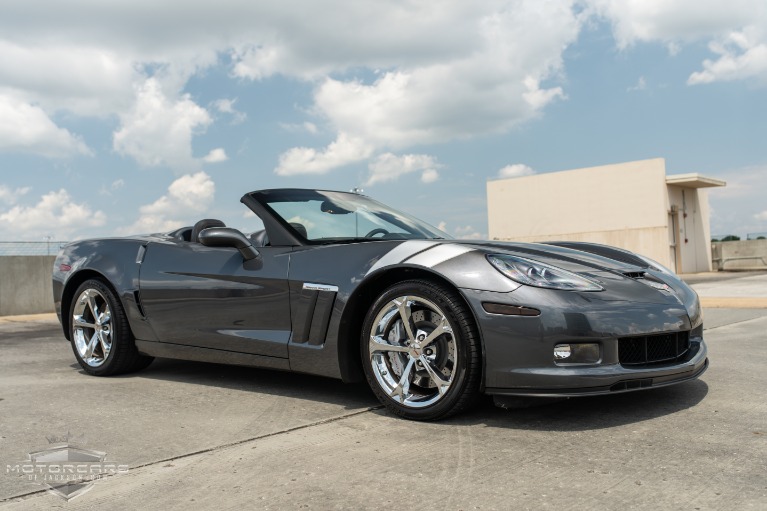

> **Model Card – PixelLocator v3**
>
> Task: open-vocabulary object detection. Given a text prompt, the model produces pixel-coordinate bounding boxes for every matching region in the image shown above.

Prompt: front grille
[618,331,690,366]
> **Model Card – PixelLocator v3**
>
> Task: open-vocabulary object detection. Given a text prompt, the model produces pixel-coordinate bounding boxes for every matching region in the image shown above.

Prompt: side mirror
[198,227,260,261]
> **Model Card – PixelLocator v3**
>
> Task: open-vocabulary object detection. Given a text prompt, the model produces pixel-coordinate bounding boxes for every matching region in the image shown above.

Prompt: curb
[700,297,767,309]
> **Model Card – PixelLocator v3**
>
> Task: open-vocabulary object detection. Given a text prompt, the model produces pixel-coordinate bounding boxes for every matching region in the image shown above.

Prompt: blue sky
[0,0,765,241]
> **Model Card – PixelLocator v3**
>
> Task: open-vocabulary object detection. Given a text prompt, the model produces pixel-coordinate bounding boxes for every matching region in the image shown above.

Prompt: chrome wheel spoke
[393,297,416,342]
[419,355,451,395]
[73,315,97,330]
[87,294,100,323]
[72,287,112,368]
[83,332,99,359]
[420,315,451,348]
[370,335,410,354]
[370,293,458,409]
[390,357,416,400]
[98,330,110,356]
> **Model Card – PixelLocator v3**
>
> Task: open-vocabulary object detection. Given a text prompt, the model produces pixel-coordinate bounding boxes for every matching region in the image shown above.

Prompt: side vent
[292,283,338,345]
[133,290,146,318]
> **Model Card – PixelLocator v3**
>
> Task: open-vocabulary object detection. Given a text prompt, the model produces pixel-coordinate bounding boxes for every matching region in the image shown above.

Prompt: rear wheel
[69,279,153,376]
[361,280,481,420]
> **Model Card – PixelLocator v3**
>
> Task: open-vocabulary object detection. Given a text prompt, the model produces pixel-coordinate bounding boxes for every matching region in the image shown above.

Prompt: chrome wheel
[368,295,457,408]
[72,288,112,367]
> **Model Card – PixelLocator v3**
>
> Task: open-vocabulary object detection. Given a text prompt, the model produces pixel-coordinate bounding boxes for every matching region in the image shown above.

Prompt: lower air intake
[618,331,690,366]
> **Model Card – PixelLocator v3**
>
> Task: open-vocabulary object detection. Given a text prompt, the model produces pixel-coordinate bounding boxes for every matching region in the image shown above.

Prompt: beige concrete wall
[712,239,767,270]
[666,186,714,273]
[0,256,56,316]
[487,158,672,266]
[498,227,670,262]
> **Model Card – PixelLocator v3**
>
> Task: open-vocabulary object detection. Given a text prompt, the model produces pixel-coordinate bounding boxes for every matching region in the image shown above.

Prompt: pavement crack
[129,405,384,471]
[0,405,383,504]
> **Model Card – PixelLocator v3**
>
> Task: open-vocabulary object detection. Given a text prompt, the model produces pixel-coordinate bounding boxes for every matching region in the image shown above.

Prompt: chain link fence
[0,241,69,256]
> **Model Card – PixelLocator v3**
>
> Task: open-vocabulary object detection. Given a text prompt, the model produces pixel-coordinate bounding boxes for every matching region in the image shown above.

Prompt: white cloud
[274,132,373,176]
[232,45,282,80]
[755,210,767,221]
[707,165,767,237]
[365,153,442,186]
[421,168,439,184]
[627,76,647,92]
[498,163,535,178]
[0,189,106,239]
[0,185,30,204]
[0,96,91,157]
[586,0,757,48]
[0,40,139,117]
[432,221,485,240]
[202,148,228,164]
[212,98,246,124]
[99,178,127,197]
[113,78,212,170]
[279,122,319,134]
[1,0,765,168]
[587,0,767,85]
[453,225,484,240]
[688,29,767,84]
[272,1,580,174]
[121,172,215,234]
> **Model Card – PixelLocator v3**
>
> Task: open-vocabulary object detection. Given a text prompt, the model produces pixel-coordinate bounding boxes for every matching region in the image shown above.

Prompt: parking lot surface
[1,283,766,509]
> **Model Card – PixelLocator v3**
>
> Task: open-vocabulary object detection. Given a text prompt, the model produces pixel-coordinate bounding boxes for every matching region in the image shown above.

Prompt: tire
[69,279,153,376]
[361,279,481,420]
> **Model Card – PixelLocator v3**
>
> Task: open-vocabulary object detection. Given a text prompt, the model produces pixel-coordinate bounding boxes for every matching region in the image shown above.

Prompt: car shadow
[438,379,710,431]
[72,359,709,430]
[73,358,379,411]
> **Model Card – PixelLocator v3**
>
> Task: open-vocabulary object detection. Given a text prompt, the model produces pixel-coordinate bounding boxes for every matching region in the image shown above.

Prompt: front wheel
[361,280,481,420]
[69,279,153,376]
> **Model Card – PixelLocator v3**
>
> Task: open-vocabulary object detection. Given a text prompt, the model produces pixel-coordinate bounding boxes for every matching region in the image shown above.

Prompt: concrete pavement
[0,272,765,510]
[688,272,767,308]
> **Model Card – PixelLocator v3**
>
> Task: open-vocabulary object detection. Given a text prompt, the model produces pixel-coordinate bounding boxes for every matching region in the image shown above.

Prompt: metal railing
[746,232,767,240]
[0,241,69,256]
[711,234,740,242]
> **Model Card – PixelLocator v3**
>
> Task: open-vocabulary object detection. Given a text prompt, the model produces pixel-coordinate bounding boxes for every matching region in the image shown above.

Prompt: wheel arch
[60,270,125,341]
[336,265,485,386]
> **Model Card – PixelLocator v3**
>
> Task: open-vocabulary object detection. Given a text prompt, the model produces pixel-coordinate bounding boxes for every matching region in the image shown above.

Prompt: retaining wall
[712,239,767,271]
[0,256,56,316]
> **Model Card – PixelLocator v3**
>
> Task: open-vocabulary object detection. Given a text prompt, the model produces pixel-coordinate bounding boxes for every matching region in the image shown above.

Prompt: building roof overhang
[666,173,726,189]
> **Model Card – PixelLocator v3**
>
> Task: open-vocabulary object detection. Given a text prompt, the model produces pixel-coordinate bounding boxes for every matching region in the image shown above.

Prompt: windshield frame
[244,189,450,246]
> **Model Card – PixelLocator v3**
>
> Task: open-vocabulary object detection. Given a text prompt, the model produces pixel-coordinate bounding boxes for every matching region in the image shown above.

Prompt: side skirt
[135,340,291,371]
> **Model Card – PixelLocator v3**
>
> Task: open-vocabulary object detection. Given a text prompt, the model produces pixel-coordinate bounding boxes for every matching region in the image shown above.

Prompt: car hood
[446,240,693,308]
[459,240,642,273]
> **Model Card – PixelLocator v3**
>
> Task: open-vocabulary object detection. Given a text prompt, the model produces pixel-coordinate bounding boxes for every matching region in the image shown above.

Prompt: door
[138,240,292,358]
[668,209,681,273]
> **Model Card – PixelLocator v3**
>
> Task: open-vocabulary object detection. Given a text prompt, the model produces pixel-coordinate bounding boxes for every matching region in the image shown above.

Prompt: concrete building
[487,158,726,274]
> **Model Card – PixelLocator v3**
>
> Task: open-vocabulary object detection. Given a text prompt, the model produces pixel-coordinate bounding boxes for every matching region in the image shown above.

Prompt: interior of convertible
[167,219,285,247]
[165,189,447,247]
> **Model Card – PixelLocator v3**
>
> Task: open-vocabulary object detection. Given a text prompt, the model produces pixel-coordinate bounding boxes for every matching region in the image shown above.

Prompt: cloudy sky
[0,0,765,241]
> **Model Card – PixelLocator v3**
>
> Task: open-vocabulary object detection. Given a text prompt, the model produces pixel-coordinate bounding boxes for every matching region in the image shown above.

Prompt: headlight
[487,254,603,291]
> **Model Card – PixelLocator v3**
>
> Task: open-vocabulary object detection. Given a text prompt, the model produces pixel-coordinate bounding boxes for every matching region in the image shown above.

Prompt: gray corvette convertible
[52,188,707,420]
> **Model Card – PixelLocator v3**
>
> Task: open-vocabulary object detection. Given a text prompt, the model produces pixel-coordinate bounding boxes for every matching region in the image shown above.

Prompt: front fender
[54,239,154,342]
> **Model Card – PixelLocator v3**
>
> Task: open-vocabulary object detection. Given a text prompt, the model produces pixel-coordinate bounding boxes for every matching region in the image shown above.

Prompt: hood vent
[622,271,672,292]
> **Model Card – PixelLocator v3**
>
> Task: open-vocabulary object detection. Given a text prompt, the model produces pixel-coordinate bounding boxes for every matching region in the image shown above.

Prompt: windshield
[249,189,449,243]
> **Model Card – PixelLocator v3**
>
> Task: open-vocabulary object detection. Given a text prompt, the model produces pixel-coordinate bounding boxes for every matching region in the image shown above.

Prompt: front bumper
[461,286,708,397]
[486,348,708,397]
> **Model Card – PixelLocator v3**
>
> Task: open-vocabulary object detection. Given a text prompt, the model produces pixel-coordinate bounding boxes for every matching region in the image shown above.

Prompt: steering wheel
[365,228,390,238]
